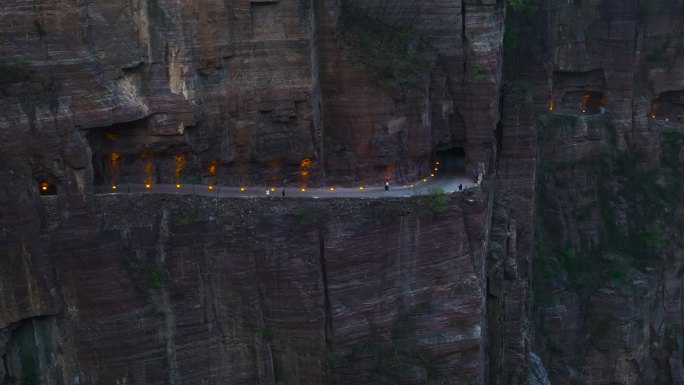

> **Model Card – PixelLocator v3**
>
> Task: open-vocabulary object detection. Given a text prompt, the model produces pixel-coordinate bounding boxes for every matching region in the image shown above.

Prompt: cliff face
[0,2,503,381]
[2,0,684,384]
[0,0,502,188]
[500,0,684,384]
[1,193,491,385]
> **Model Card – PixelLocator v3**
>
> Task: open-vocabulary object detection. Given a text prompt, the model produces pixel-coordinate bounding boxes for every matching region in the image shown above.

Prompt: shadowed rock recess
[0,0,682,384]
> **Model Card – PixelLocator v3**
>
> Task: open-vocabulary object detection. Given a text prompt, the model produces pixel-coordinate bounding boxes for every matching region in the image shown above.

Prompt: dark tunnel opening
[435,147,466,174]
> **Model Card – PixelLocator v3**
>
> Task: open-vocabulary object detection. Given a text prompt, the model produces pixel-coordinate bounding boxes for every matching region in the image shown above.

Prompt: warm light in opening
[301,187,306,192]
[240,187,245,192]
[208,185,214,190]
[40,183,48,191]
[435,161,440,165]
[422,178,427,182]
[145,183,151,189]
[434,168,439,171]
[410,184,415,188]
[112,185,117,190]
[581,109,586,113]
[270,187,275,192]
[175,184,181,189]
[208,160,218,175]
[329,187,335,191]
[651,114,656,119]
[430,173,435,177]
[359,186,364,190]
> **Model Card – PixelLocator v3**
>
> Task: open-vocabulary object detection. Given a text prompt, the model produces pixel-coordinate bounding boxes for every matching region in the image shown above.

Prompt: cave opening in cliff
[559,91,605,114]
[435,147,466,174]
[552,70,606,114]
[86,118,196,187]
[580,91,605,114]
[38,181,57,196]
[650,91,684,122]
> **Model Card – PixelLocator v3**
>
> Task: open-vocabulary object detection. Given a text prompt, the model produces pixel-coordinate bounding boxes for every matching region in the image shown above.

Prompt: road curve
[93,174,479,198]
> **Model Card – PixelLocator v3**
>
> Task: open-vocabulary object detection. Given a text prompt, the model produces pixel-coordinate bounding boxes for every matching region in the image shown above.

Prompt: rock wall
[3,0,684,384]
[497,0,684,384]
[0,0,507,383]
[0,192,490,385]
[0,0,503,190]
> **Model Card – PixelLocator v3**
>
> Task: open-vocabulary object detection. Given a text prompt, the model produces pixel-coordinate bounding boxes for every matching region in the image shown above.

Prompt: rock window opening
[38,182,57,196]
[552,70,606,114]
[579,91,605,114]
[650,91,684,122]
[435,147,466,175]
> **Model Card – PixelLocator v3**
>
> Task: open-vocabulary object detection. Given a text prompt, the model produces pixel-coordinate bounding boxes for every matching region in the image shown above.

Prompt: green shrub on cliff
[503,24,518,55]
[145,270,163,289]
[324,349,338,368]
[339,1,435,86]
[427,187,449,213]
[0,59,36,84]
[470,64,487,82]
[506,0,537,13]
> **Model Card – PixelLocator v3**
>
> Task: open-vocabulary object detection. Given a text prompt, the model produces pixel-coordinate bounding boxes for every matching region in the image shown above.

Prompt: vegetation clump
[534,131,683,309]
[339,1,435,86]
[144,270,163,289]
[470,64,487,82]
[506,0,537,13]
[0,59,36,84]
[427,187,449,213]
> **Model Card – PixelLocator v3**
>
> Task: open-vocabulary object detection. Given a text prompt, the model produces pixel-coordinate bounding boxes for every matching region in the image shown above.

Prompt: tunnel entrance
[435,147,466,174]
[650,91,684,121]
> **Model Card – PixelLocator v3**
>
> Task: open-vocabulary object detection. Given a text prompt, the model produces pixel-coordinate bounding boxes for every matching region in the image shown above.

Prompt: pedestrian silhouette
[459,184,463,191]
[282,189,286,197]
[384,181,389,192]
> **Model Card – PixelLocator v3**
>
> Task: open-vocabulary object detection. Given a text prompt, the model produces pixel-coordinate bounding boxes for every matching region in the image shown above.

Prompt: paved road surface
[94,173,478,198]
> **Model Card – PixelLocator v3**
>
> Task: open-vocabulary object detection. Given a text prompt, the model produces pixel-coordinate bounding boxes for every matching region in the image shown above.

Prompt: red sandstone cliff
[1,0,684,384]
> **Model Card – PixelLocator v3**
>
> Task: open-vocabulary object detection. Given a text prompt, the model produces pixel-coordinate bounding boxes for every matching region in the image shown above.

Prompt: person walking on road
[384,181,390,192]
[266,189,270,196]
[458,183,463,191]
[281,189,286,197]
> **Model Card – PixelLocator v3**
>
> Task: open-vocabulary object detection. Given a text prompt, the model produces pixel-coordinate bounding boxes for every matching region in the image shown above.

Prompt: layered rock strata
[0,192,490,385]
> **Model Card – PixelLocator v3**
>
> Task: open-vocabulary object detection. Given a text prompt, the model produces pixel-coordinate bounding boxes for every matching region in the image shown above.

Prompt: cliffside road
[93,173,478,198]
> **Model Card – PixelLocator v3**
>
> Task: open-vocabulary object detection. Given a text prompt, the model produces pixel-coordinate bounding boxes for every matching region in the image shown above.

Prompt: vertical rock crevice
[319,229,333,352]
[156,209,180,385]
